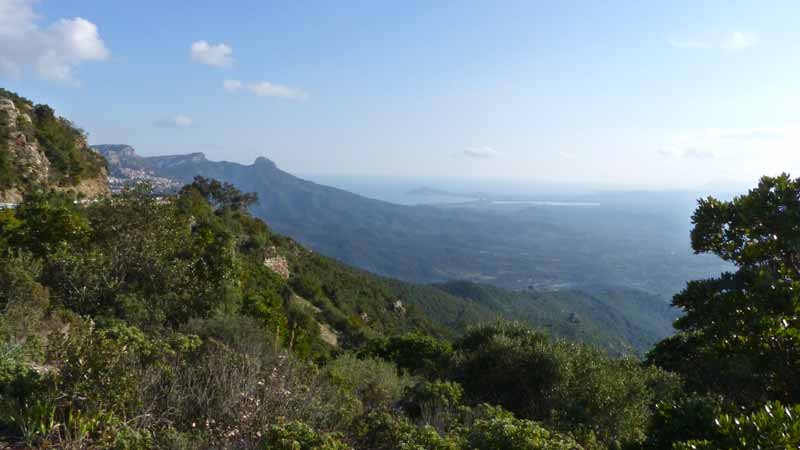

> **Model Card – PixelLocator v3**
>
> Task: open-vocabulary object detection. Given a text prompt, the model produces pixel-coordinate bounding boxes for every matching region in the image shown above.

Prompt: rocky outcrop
[0,94,109,203]
[263,246,291,280]
[0,99,49,202]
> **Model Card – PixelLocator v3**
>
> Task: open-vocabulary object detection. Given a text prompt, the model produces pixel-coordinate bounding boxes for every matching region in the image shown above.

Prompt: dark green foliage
[290,273,324,301]
[649,174,800,407]
[365,332,454,377]
[393,280,679,355]
[4,192,89,257]
[452,321,675,448]
[181,175,258,212]
[673,402,800,450]
[642,395,727,450]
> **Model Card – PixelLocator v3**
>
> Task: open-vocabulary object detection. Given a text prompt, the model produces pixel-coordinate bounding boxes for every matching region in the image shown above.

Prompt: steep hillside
[387,280,679,355]
[0,89,108,202]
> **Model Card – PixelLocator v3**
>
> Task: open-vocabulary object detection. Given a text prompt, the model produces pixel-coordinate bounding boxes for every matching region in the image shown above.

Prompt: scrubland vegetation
[2,173,800,449]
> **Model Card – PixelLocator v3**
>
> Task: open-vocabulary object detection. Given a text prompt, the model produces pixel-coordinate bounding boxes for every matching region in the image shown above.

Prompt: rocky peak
[254,156,277,169]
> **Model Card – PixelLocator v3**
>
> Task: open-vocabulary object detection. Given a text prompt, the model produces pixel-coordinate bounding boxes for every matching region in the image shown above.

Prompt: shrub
[461,405,582,450]
[401,380,466,432]
[324,354,411,415]
[354,411,458,450]
[365,332,453,377]
[262,421,351,450]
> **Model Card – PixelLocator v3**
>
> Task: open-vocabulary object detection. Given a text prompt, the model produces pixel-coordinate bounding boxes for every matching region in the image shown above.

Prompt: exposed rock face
[263,246,291,280]
[0,94,109,203]
[0,99,49,202]
[318,323,339,347]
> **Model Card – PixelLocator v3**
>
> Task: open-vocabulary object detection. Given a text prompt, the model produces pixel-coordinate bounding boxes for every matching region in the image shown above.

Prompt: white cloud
[668,31,758,51]
[248,81,308,99]
[155,114,193,128]
[190,40,234,67]
[223,79,308,100]
[464,147,499,158]
[223,79,243,92]
[0,0,109,81]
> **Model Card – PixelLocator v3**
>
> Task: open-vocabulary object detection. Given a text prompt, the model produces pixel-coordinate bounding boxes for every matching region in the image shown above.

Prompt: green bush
[461,405,582,450]
[365,331,453,377]
[324,354,411,415]
[401,380,466,432]
[354,411,458,450]
[47,321,166,419]
[262,421,351,450]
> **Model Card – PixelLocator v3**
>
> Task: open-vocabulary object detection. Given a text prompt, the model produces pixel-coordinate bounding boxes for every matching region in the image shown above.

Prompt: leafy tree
[649,174,800,406]
[181,176,258,212]
[673,402,800,450]
[642,394,727,450]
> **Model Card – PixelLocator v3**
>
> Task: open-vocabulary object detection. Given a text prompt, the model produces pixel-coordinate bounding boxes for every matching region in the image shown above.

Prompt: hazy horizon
[4,0,800,190]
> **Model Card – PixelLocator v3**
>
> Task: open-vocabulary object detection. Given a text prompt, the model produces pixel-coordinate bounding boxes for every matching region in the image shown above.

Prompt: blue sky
[2,0,800,189]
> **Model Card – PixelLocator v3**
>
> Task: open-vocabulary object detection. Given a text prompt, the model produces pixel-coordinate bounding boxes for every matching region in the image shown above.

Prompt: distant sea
[301,174,602,206]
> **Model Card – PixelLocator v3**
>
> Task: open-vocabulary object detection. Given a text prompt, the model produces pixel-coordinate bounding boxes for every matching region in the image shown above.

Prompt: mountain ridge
[91,144,690,354]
